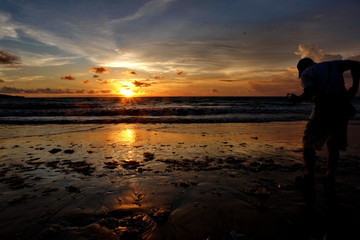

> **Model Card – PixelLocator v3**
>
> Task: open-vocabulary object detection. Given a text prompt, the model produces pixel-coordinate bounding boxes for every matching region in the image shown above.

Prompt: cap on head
[297,57,315,78]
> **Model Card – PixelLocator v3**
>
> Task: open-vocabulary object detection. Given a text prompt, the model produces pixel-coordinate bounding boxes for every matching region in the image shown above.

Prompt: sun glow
[120,87,136,97]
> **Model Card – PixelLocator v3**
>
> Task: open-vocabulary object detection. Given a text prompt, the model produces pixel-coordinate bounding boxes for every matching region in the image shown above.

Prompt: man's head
[297,58,315,78]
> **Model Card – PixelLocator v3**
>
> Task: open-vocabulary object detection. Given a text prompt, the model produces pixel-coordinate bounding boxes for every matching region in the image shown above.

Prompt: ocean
[0,97,359,124]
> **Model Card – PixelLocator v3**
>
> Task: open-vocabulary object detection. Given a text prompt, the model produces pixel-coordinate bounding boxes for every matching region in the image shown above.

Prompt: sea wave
[1,97,359,124]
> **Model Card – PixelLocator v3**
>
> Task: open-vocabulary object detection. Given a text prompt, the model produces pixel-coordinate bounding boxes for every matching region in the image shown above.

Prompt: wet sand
[1,121,360,240]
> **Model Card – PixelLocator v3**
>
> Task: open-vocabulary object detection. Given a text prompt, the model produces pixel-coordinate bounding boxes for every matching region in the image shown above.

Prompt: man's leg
[299,120,320,189]
[303,147,316,178]
[302,147,316,187]
[325,118,347,191]
[296,147,316,189]
[325,139,340,192]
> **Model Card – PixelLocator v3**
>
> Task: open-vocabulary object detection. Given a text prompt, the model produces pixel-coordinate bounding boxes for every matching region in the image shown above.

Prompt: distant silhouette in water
[287,57,359,193]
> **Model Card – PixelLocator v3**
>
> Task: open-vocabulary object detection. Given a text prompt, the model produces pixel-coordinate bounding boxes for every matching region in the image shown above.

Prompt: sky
[0,0,360,97]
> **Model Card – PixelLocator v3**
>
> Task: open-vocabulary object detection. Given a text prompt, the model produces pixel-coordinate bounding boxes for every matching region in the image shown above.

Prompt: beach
[1,121,360,240]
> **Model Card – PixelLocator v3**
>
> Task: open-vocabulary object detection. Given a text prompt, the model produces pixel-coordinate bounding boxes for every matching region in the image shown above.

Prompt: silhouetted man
[288,57,359,192]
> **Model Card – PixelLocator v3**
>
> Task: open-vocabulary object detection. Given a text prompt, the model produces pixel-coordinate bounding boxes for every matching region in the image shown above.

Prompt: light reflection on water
[121,128,135,144]
[118,128,138,162]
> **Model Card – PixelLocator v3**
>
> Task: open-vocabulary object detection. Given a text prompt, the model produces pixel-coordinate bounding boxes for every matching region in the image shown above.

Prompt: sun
[120,87,136,97]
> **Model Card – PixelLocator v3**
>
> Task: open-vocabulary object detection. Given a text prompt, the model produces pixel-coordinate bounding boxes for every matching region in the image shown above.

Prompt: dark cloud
[176,71,184,75]
[98,89,112,94]
[0,79,5,83]
[90,67,110,74]
[0,86,23,93]
[85,89,112,94]
[124,70,137,75]
[0,86,113,95]
[348,55,360,61]
[212,88,219,93]
[93,74,99,78]
[61,75,75,80]
[0,50,21,65]
[83,80,91,84]
[220,80,241,83]
[133,80,151,87]
[0,86,81,94]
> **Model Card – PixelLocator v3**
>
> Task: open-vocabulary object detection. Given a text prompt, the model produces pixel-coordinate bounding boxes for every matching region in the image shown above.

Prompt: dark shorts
[303,113,348,151]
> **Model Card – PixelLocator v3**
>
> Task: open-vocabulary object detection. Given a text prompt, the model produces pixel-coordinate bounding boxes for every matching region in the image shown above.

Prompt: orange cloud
[93,74,99,78]
[0,79,5,83]
[61,75,75,80]
[83,80,91,84]
[246,69,300,96]
[219,79,242,82]
[133,80,151,87]
[123,70,137,75]
[176,71,184,75]
[98,89,112,94]
[97,79,110,84]
[153,75,166,80]
[89,67,110,74]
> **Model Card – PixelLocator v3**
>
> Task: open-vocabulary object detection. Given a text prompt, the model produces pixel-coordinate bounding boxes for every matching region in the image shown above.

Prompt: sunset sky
[1,0,360,97]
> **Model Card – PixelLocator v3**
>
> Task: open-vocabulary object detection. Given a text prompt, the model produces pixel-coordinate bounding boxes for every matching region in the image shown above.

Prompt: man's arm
[287,86,315,104]
[342,60,360,99]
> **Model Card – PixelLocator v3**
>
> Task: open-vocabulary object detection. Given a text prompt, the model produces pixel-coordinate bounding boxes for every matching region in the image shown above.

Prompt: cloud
[14,76,47,81]
[111,0,175,25]
[0,86,114,95]
[19,52,78,67]
[295,44,343,62]
[0,86,22,93]
[89,67,110,74]
[247,68,300,96]
[176,71,183,75]
[0,50,21,65]
[0,12,18,39]
[97,79,110,84]
[75,89,85,94]
[0,11,91,60]
[123,70,137,75]
[219,80,242,83]
[133,80,151,87]
[0,79,5,83]
[93,74,99,78]
[211,89,219,93]
[87,89,112,94]
[61,75,75,80]
[153,75,166,80]
[348,55,360,61]
[0,86,80,94]
[83,80,91,84]
[98,89,112,94]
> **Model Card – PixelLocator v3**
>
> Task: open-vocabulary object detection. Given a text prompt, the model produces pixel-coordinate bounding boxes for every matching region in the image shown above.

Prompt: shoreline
[1,121,360,239]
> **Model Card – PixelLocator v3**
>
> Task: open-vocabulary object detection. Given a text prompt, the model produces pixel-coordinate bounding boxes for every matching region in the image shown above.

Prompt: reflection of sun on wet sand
[0,121,360,239]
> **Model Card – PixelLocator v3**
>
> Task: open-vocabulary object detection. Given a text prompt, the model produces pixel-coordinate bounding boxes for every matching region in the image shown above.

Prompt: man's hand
[287,93,299,105]
[348,86,358,99]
